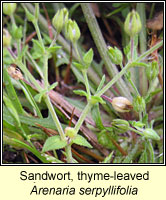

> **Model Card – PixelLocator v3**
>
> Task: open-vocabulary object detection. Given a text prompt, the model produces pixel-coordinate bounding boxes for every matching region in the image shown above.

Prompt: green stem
[33,20,45,51]
[130,37,134,61]
[74,102,92,134]
[73,42,81,62]
[43,95,65,140]
[43,53,49,89]
[43,95,73,163]
[95,63,130,97]
[120,63,140,96]
[135,40,163,62]
[82,70,91,98]
[66,145,73,163]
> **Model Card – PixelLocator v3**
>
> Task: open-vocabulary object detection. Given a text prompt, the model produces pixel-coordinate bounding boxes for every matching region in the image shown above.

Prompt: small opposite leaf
[32,39,44,54]
[34,82,58,103]
[42,135,67,152]
[90,96,106,105]
[73,135,93,148]
[73,62,85,70]
[47,45,61,54]
[96,75,105,93]
[34,89,47,103]
[83,48,94,65]
[73,89,88,97]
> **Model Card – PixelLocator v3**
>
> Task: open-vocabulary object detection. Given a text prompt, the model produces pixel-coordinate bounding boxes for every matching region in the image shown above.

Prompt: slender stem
[49,32,59,48]
[43,53,49,89]
[120,63,140,96]
[74,102,92,134]
[43,95,65,140]
[130,37,134,61]
[135,40,163,62]
[33,20,45,51]
[96,63,131,97]
[73,42,81,62]
[82,70,91,98]
[66,145,73,163]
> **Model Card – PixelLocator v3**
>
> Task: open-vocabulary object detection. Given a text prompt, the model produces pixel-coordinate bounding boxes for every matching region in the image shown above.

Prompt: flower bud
[143,128,160,140]
[3,3,17,16]
[65,127,77,139]
[108,46,123,65]
[3,28,11,47]
[124,10,142,37]
[111,97,133,113]
[146,61,159,81]
[112,119,130,133]
[12,24,23,40]
[133,95,145,113]
[52,8,68,33]
[65,19,80,43]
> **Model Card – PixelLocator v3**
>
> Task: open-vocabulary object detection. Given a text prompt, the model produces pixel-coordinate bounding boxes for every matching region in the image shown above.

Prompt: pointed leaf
[73,89,88,97]
[73,135,92,148]
[42,135,67,152]
[83,48,94,65]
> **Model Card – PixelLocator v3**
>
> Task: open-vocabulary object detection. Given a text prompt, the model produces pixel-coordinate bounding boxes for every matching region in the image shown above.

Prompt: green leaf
[34,82,58,103]
[90,96,106,105]
[24,6,35,22]
[91,104,104,129]
[3,94,21,126]
[73,89,88,97]
[96,75,105,93]
[32,39,44,54]
[42,136,67,152]
[83,48,94,65]
[34,89,47,103]
[18,45,28,60]
[20,80,42,118]
[73,62,85,71]
[102,151,114,163]
[3,68,24,114]
[47,45,61,54]
[72,135,92,148]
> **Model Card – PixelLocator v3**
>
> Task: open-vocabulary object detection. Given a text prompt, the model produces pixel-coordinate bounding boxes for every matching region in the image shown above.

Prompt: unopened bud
[108,46,123,65]
[124,10,142,37]
[146,61,159,81]
[143,128,160,140]
[3,29,11,47]
[3,3,17,16]
[65,19,80,43]
[65,127,77,139]
[52,8,68,33]
[112,119,130,133]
